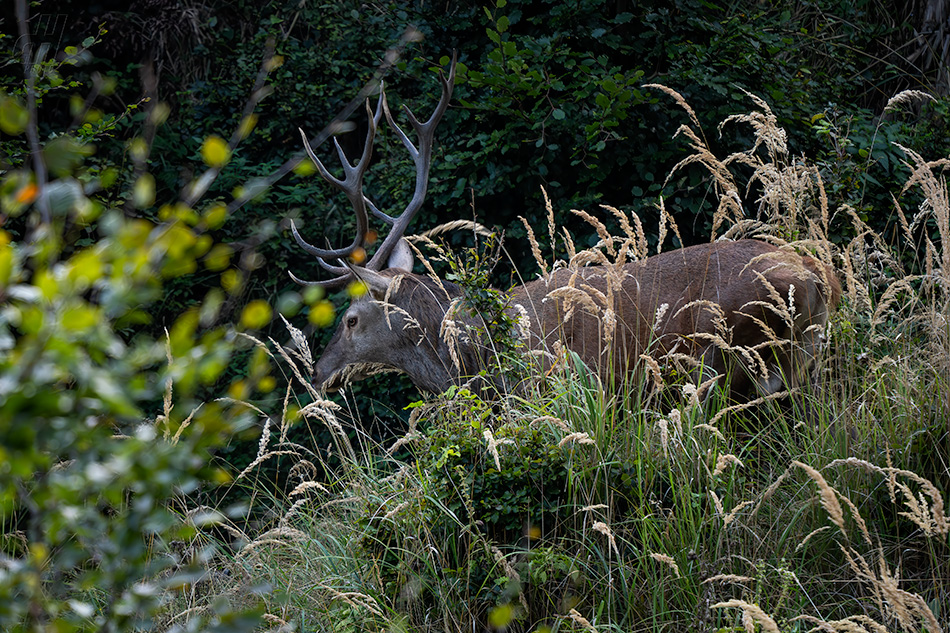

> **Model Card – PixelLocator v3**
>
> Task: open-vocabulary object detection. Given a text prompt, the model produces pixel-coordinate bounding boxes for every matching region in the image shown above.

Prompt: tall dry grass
[162,89,948,632]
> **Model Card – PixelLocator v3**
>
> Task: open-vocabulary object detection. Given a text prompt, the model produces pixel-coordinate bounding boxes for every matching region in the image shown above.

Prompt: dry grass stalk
[656,415,669,458]
[884,90,937,112]
[709,389,790,426]
[795,526,832,552]
[534,415,572,433]
[703,574,753,585]
[591,521,621,559]
[654,196,683,253]
[791,460,849,540]
[519,215,548,277]
[713,453,744,478]
[235,450,301,482]
[795,614,889,633]
[639,353,665,391]
[695,423,726,442]
[564,608,599,632]
[289,480,328,496]
[279,314,313,375]
[571,208,616,256]
[483,427,513,470]
[842,543,943,633]
[235,527,309,563]
[712,599,780,633]
[491,546,529,612]
[417,219,492,239]
[828,457,948,536]
[544,285,601,323]
[558,432,595,448]
[649,552,681,578]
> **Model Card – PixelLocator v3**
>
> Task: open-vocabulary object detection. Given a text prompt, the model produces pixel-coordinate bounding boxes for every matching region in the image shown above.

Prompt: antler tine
[290,93,385,264]
[365,53,458,270]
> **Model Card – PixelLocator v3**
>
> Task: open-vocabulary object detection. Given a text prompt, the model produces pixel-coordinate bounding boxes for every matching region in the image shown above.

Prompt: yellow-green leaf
[133,174,155,208]
[240,300,272,329]
[0,95,28,135]
[308,300,335,328]
[201,135,231,168]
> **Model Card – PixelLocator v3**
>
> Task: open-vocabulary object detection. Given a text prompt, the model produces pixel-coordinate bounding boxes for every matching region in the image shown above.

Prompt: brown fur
[313,239,840,399]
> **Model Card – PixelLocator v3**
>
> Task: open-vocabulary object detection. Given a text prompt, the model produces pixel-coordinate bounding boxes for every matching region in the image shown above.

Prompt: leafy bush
[0,17,277,631]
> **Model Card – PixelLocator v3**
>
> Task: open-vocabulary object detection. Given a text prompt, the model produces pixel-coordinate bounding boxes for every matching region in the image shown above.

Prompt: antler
[290,53,458,288]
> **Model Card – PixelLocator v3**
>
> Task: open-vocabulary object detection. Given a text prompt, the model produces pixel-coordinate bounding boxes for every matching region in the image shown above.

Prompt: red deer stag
[289,58,841,399]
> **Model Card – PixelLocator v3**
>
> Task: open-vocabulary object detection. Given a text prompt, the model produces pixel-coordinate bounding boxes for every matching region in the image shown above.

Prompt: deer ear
[386,238,414,273]
[349,266,392,299]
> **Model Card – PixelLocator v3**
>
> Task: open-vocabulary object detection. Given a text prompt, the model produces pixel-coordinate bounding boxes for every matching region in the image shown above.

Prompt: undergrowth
[164,89,949,632]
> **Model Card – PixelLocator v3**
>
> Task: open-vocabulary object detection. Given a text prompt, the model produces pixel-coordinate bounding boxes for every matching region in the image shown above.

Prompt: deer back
[511,239,840,397]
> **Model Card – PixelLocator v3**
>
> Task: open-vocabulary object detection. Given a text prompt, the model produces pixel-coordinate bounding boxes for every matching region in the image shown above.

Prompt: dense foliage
[2,0,948,630]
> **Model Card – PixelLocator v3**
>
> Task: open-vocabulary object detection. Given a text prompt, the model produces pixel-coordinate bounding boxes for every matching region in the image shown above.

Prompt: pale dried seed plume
[535,415,572,433]
[280,314,313,374]
[544,286,601,323]
[755,468,791,515]
[269,336,319,399]
[541,185,557,247]
[667,410,683,439]
[570,247,612,268]
[591,521,621,559]
[875,550,943,633]
[703,574,753,585]
[280,496,313,526]
[828,457,948,536]
[559,432,596,447]
[723,501,754,528]
[654,196,684,253]
[639,353,665,391]
[602,308,617,350]
[278,384,291,443]
[418,219,492,238]
[713,453,744,477]
[650,552,681,578]
[643,83,702,130]
[491,546,529,612]
[652,303,670,332]
[884,89,936,112]
[512,303,532,343]
[709,489,725,517]
[792,461,848,540]
[656,415,669,457]
[439,315,462,371]
[289,480,328,496]
[519,215,548,277]
[561,226,577,261]
[710,389,789,426]
[565,608,598,632]
[256,418,272,459]
[712,600,780,633]
[695,423,726,442]
[171,403,202,445]
[795,526,832,552]
[383,501,409,521]
[580,283,608,308]
[571,208,616,256]
[795,614,888,633]
[235,450,300,482]
[483,427,513,470]
[235,526,309,562]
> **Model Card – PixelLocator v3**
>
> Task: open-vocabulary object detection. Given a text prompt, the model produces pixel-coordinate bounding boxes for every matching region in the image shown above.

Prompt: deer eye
[346,316,358,328]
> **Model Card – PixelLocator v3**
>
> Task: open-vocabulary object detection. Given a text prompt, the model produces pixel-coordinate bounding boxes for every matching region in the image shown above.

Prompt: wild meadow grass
[166,89,948,632]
